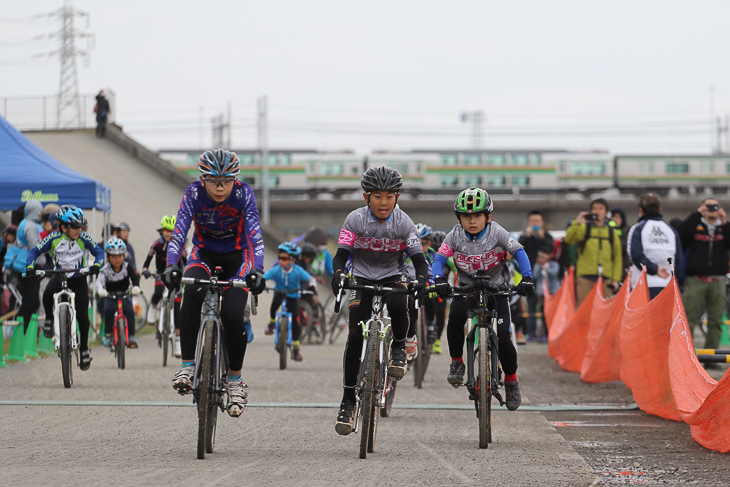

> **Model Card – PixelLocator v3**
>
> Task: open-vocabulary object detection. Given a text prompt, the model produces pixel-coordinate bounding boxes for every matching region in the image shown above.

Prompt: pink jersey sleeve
[438,241,454,257]
[338,228,356,248]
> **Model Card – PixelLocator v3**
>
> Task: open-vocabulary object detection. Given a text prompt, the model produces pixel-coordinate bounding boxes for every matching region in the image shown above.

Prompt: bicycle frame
[464,301,503,406]
[108,293,131,348]
[274,299,293,348]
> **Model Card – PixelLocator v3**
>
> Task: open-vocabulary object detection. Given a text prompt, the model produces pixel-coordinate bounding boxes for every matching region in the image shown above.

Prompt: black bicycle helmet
[430,230,447,250]
[300,242,318,259]
[360,166,403,193]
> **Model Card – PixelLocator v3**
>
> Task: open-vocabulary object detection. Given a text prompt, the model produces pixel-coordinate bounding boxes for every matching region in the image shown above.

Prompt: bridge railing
[0,91,115,131]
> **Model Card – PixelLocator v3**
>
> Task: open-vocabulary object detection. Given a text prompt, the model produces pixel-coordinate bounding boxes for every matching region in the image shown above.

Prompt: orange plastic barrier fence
[547,267,730,453]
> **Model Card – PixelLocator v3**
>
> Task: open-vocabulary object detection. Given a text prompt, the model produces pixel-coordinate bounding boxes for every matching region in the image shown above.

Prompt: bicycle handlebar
[333,276,419,314]
[35,267,91,278]
[450,282,518,297]
[180,276,257,316]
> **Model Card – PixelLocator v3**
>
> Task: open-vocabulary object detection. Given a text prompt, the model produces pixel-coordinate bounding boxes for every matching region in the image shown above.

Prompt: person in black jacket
[518,210,553,341]
[94,90,111,137]
[678,198,730,354]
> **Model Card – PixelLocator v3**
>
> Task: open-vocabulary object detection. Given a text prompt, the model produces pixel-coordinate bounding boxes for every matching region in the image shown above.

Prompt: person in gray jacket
[16,201,46,332]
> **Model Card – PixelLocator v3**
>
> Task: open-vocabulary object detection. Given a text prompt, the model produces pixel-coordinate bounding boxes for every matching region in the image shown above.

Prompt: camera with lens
[706,204,720,212]
[585,213,598,222]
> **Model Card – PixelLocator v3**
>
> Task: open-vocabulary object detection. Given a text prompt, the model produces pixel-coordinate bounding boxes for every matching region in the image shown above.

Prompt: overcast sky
[2,1,729,154]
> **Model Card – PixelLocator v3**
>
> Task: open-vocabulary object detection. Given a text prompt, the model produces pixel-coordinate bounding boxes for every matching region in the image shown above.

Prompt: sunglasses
[278,255,291,261]
[202,177,235,187]
[69,224,83,230]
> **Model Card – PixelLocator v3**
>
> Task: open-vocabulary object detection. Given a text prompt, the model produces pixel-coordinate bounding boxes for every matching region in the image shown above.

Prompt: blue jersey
[264,263,314,298]
[167,180,264,273]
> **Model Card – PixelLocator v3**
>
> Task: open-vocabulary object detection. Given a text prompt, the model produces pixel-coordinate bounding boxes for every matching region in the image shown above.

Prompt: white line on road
[416,441,473,485]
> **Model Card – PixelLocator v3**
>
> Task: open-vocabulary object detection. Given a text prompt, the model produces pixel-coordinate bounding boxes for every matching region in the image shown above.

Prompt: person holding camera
[518,210,553,341]
[678,198,730,355]
[564,198,623,306]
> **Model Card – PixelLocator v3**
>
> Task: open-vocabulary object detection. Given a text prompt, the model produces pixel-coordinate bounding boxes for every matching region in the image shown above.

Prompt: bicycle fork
[52,292,77,351]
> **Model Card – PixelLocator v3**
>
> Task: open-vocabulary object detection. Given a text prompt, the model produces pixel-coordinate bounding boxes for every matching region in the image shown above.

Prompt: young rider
[263,242,316,362]
[96,237,141,348]
[332,166,429,435]
[429,230,454,354]
[163,149,266,418]
[25,205,104,370]
[432,188,534,411]
[142,215,185,357]
[403,223,436,360]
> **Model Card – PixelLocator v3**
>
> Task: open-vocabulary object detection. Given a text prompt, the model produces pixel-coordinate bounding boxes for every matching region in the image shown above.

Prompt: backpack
[578,223,614,255]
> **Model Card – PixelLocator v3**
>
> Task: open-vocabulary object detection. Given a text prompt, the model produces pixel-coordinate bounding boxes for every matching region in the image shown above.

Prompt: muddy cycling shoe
[291,348,303,362]
[224,379,248,417]
[505,380,522,411]
[432,339,442,355]
[447,361,465,385]
[128,336,138,349]
[172,366,195,394]
[42,319,54,339]
[264,321,275,335]
[335,401,356,435]
[79,349,92,371]
[388,347,408,380]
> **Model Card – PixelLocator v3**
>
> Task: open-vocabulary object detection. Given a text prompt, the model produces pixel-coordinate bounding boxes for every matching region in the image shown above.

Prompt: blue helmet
[104,237,127,255]
[415,223,433,239]
[198,149,240,178]
[278,241,301,257]
[56,205,88,227]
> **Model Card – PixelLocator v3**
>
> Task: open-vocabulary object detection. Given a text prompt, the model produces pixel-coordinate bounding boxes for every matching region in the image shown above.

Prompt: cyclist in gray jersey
[432,188,535,411]
[332,166,429,436]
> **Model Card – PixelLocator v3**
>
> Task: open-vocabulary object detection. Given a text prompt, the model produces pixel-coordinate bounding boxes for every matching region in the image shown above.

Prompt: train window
[531,153,542,165]
[511,175,530,186]
[666,163,689,174]
[700,161,715,174]
[512,154,529,166]
[464,154,481,165]
[280,154,291,166]
[352,165,360,174]
[321,163,343,175]
[439,175,459,187]
[571,162,605,175]
[390,163,409,175]
[440,154,458,166]
[242,176,256,186]
[269,155,279,166]
[241,154,256,166]
[487,154,505,166]
[266,176,280,187]
[726,163,730,173]
[640,162,655,174]
[463,175,482,186]
[487,175,506,187]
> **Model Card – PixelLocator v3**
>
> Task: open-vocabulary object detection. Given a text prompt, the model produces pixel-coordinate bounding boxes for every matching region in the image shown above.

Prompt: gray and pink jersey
[437,222,523,286]
[338,207,423,281]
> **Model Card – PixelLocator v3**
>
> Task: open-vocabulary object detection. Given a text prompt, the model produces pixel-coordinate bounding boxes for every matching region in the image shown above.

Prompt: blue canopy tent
[0,114,110,212]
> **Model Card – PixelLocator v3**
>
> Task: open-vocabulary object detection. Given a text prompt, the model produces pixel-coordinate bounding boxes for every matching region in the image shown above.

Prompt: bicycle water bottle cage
[214,266,223,277]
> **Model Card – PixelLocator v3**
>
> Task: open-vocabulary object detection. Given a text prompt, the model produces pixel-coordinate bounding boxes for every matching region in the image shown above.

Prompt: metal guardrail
[1,91,115,131]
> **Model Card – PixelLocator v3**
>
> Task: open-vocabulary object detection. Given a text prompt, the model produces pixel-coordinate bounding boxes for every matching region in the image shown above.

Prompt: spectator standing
[115,222,136,270]
[533,245,560,340]
[94,90,111,137]
[15,201,46,333]
[678,198,730,355]
[626,194,683,300]
[518,210,553,341]
[564,198,623,306]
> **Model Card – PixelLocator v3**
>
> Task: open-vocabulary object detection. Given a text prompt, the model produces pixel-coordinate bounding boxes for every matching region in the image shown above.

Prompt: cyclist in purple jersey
[163,149,266,418]
[332,166,429,436]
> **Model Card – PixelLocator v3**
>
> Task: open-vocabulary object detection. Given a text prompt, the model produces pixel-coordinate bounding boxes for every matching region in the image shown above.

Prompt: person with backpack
[564,198,623,306]
[12,201,46,333]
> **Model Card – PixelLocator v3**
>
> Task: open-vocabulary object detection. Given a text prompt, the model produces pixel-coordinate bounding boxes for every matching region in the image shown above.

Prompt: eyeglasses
[278,255,291,261]
[69,224,83,230]
[203,177,235,187]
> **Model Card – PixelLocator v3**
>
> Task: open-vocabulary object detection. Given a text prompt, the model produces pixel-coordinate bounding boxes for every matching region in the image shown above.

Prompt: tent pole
[91,208,99,340]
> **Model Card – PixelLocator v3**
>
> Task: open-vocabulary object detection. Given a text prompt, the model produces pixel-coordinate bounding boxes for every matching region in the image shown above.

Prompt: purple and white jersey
[338,207,422,281]
[437,222,523,286]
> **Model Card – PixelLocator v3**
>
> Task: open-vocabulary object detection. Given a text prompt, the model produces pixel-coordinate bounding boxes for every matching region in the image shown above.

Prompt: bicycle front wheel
[198,319,218,459]
[360,331,377,459]
[477,327,491,449]
[161,305,169,367]
[328,309,347,345]
[278,316,288,370]
[116,317,126,369]
[59,308,73,388]
[298,300,315,344]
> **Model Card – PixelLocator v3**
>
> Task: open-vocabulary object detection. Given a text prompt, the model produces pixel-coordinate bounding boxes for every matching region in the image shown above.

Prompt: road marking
[0,400,639,411]
[416,441,473,485]
[551,421,661,428]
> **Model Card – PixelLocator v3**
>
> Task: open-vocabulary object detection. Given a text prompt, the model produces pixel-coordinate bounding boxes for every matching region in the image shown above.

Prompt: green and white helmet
[454,187,493,215]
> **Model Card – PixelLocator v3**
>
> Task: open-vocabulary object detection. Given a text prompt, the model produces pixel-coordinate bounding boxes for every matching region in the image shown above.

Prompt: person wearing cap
[94,90,111,137]
[678,198,730,355]
[115,222,136,270]
[626,194,683,300]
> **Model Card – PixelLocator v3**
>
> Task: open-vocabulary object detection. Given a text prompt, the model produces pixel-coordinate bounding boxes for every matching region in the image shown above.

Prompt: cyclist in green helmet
[432,187,535,411]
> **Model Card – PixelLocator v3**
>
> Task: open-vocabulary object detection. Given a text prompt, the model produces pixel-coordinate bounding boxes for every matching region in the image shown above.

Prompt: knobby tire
[359,331,377,459]
[59,307,73,388]
[198,320,217,459]
[298,300,315,344]
[381,330,396,418]
[478,327,491,449]
[278,316,288,370]
[161,305,169,367]
[116,317,126,369]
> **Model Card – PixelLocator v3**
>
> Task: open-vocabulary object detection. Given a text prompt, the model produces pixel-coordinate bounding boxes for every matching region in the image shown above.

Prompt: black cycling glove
[246,268,266,295]
[331,270,346,296]
[88,265,101,277]
[517,276,534,296]
[434,276,451,298]
[162,264,181,290]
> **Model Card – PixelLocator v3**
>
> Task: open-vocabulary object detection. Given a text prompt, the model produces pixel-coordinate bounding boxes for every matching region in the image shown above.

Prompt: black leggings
[270,292,300,341]
[342,275,409,399]
[180,249,249,371]
[446,294,517,376]
[42,276,91,351]
[18,275,40,333]
[434,296,447,339]
[406,295,437,338]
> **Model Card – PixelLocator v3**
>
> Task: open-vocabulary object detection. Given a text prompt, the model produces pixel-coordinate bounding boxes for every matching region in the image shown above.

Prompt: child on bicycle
[296,242,323,324]
[263,242,316,362]
[403,223,436,361]
[432,187,534,411]
[142,215,185,357]
[162,149,266,418]
[25,205,104,370]
[332,166,429,435]
[96,237,141,348]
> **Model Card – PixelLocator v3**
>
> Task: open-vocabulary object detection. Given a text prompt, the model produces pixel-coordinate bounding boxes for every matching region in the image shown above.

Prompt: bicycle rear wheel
[417,311,433,388]
[59,307,73,388]
[477,327,491,449]
[414,311,424,388]
[381,330,397,418]
[116,317,126,369]
[198,319,218,459]
[314,303,327,344]
[278,316,288,370]
[328,310,347,344]
[133,293,148,330]
[360,331,377,459]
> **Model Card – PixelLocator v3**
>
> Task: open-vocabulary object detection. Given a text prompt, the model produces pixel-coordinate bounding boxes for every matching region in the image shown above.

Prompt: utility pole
[460,110,485,150]
[227,101,232,148]
[54,0,93,129]
[258,96,270,225]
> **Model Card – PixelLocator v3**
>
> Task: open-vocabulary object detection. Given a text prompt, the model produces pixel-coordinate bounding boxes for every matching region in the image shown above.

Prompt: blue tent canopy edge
[0,114,111,212]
